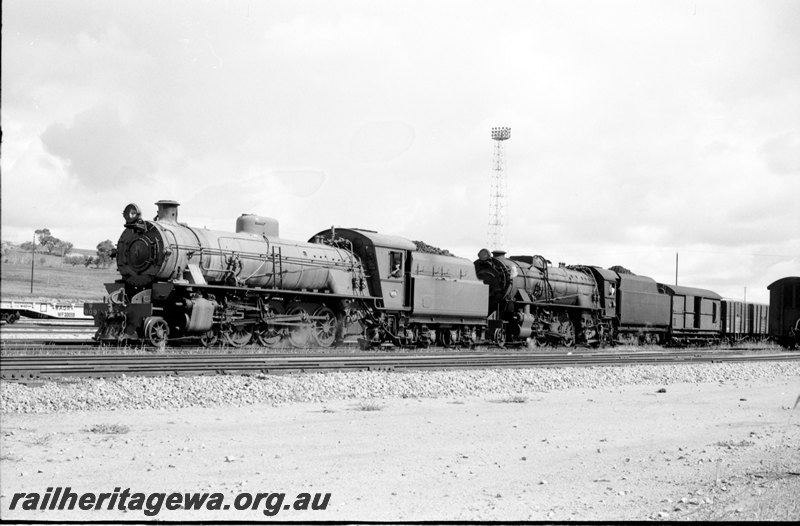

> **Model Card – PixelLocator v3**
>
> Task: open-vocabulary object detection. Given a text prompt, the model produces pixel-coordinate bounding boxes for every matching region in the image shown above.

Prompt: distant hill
[69,248,97,257]
[1,248,118,301]
[2,241,96,257]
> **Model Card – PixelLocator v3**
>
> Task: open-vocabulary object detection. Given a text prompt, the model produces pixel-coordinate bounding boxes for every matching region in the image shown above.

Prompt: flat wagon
[0,300,92,323]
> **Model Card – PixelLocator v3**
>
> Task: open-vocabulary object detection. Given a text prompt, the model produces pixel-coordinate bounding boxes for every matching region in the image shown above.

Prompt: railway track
[3,318,797,379]
[2,349,798,380]
[0,318,96,343]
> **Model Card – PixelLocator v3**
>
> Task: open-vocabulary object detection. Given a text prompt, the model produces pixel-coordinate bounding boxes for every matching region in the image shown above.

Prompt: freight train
[88,200,783,348]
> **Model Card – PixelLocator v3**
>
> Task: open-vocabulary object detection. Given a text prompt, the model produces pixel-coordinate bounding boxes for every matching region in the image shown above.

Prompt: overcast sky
[2,0,798,302]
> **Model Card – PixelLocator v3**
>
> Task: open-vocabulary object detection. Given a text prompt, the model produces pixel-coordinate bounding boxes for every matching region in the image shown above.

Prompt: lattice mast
[488,126,511,251]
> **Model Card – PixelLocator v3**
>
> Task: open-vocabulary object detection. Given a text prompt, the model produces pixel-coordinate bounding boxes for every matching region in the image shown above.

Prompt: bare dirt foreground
[1,372,799,522]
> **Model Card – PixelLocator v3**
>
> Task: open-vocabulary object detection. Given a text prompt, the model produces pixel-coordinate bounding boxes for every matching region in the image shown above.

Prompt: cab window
[389,251,403,278]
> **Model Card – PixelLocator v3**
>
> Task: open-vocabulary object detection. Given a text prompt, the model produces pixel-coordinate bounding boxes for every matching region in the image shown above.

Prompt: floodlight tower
[488,126,511,251]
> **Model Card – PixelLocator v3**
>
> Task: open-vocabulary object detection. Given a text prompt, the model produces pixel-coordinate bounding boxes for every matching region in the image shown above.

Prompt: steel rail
[0,319,94,327]
[2,350,798,380]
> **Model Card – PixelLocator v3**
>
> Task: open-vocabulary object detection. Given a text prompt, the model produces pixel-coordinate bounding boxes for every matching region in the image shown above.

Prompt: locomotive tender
[87,201,489,348]
[89,199,777,348]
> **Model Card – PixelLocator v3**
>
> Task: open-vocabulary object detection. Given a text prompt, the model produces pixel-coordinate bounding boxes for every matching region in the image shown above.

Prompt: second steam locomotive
[88,200,788,348]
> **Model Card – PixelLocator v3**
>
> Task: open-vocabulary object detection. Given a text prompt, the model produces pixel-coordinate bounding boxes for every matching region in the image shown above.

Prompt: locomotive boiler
[115,201,364,293]
[473,250,612,346]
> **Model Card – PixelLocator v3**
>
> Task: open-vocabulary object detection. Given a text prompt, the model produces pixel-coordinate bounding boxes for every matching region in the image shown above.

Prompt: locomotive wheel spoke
[528,336,548,349]
[493,328,506,348]
[311,306,337,348]
[199,329,218,348]
[415,327,432,348]
[559,319,575,348]
[285,304,311,348]
[255,304,284,347]
[144,317,170,347]
[254,324,282,347]
[534,336,549,348]
[223,325,253,347]
[459,330,475,349]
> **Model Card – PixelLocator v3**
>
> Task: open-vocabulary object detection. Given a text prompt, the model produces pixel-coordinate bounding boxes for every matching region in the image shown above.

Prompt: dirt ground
[1,375,799,522]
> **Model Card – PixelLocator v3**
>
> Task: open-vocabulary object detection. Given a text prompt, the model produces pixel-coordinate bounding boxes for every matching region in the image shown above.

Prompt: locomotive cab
[310,228,416,310]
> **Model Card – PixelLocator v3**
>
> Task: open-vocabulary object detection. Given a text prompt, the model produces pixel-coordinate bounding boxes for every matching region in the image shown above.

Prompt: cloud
[271,169,327,197]
[40,105,154,188]
[263,14,403,62]
[350,121,415,162]
[179,169,327,230]
[759,132,800,175]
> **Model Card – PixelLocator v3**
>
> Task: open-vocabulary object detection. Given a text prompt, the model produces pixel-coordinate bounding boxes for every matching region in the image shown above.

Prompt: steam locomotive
[88,200,781,348]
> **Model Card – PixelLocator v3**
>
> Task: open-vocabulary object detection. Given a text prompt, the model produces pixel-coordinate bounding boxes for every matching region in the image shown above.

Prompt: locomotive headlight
[123,203,142,224]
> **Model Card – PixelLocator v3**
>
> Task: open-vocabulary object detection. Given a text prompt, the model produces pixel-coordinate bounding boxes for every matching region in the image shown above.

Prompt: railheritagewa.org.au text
[8,487,331,517]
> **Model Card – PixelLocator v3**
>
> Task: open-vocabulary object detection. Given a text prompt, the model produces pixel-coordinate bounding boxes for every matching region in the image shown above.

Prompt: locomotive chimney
[155,200,180,223]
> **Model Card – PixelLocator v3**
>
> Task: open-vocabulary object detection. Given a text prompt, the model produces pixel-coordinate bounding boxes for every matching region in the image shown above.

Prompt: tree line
[19,228,74,256]
[18,228,116,268]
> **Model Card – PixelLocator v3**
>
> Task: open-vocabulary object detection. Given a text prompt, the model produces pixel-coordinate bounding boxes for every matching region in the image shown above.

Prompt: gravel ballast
[2,361,799,414]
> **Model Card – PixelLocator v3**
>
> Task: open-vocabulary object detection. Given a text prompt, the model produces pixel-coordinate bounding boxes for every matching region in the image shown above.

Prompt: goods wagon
[768,276,800,349]
[658,284,721,344]
[720,300,769,343]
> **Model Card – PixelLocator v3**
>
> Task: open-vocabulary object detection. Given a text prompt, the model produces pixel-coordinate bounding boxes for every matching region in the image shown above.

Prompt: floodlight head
[491,127,511,141]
